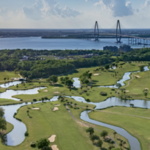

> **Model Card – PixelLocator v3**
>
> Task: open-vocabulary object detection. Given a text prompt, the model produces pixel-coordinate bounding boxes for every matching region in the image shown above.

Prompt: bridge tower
[116,20,122,43]
[94,21,99,41]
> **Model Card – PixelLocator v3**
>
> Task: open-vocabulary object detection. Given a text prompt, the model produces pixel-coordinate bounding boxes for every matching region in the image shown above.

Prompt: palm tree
[100,130,108,140]
[86,127,94,136]
[74,103,77,108]
[86,105,89,110]
[97,139,103,149]
[119,142,123,149]
[113,131,117,138]
[90,135,99,144]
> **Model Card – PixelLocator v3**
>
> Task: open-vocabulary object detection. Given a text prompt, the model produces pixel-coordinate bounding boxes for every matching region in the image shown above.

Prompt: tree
[36,138,50,149]
[119,142,123,149]
[139,65,144,72]
[74,103,77,108]
[47,75,58,85]
[0,107,4,117]
[0,117,6,130]
[105,64,109,70]
[97,139,103,149]
[4,78,6,82]
[113,131,117,138]
[66,79,73,90]
[86,127,94,136]
[90,135,99,143]
[100,130,108,139]
[116,83,122,89]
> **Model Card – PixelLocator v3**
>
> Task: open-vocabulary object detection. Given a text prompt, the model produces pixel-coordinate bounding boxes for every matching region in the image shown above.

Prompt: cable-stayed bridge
[42,20,150,46]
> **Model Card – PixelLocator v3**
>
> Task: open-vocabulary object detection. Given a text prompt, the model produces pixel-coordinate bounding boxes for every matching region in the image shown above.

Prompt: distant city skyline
[0,0,150,28]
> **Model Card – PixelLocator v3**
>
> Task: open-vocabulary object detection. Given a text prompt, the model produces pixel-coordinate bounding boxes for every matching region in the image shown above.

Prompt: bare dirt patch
[53,107,59,111]
[94,73,100,76]
[48,135,56,142]
[51,145,59,150]
[32,108,40,110]
[135,75,141,78]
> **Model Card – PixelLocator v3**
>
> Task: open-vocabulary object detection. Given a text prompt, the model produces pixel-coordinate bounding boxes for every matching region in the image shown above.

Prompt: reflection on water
[73,78,81,88]
[0,87,46,101]
[0,37,147,50]
[0,81,22,88]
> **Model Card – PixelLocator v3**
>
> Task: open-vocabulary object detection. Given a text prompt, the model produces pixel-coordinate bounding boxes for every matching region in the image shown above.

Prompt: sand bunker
[145,88,149,90]
[54,91,60,94]
[135,75,141,78]
[44,90,48,92]
[51,145,59,150]
[94,73,100,76]
[53,87,59,89]
[48,135,56,142]
[55,104,60,106]
[125,90,129,93]
[53,107,59,111]
[32,108,40,110]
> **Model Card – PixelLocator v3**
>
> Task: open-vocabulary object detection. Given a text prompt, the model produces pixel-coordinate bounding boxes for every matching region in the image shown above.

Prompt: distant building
[119,45,132,52]
[83,54,93,58]
[23,55,28,60]
[103,46,118,52]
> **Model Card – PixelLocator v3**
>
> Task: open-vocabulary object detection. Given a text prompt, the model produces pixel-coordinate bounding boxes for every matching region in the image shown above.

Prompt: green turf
[124,68,150,100]
[0,71,19,83]
[89,107,150,150]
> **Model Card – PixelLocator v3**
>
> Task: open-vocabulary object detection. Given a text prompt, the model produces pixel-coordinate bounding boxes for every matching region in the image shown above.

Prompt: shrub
[30,142,36,147]
[25,131,29,136]
[33,99,37,102]
[100,92,107,96]
[86,99,91,102]
[36,138,50,149]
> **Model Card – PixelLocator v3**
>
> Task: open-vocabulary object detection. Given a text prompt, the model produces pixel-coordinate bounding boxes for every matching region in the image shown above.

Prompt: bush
[33,99,37,102]
[25,131,29,136]
[36,138,50,149]
[30,142,36,147]
[86,99,91,102]
[100,92,107,96]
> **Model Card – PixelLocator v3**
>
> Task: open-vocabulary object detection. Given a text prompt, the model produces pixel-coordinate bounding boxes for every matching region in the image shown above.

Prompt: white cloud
[23,0,82,20]
[144,0,150,7]
[94,0,134,17]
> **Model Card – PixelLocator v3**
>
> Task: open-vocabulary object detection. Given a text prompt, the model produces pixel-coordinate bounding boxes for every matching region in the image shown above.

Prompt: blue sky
[0,0,150,28]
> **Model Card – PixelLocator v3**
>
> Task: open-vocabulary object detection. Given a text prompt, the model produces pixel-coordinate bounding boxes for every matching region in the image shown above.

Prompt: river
[0,37,147,50]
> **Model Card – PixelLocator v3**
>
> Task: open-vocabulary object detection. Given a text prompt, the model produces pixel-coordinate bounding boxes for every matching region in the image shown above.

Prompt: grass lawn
[124,69,150,100]
[89,107,150,150]
[0,98,21,106]
[0,71,19,83]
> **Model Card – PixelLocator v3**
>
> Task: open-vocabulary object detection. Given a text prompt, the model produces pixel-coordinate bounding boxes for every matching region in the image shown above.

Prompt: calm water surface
[0,37,147,50]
